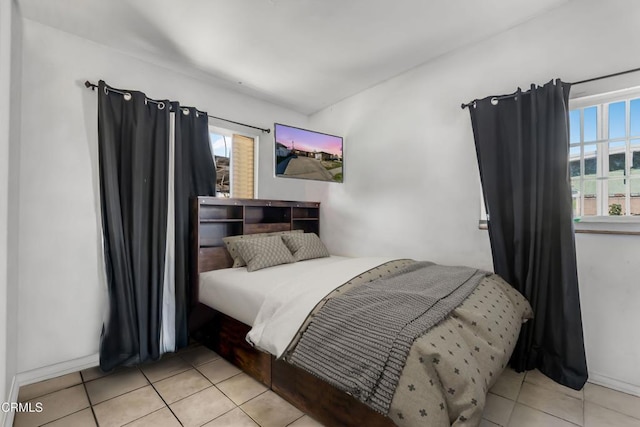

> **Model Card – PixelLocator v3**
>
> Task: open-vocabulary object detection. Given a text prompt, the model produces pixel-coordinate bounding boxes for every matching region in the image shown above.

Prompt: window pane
[608,179,626,215]
[608,178,625,197]
[609,101,626,139]
[609,141,626,175]
[210,132,231,196]
[632,139,640,175]
[571,177,581,216]
[584,144,597,177]
[569,146,581,177]
[631,99,640,136]
[583,179,597,216]
[569,110,580,143]
[210,132,229,157]
[631,178,640,215]
[584,106,597,142]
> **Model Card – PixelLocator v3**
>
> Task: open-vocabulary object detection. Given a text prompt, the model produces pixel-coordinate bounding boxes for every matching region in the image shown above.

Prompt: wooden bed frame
[189,197,394,427]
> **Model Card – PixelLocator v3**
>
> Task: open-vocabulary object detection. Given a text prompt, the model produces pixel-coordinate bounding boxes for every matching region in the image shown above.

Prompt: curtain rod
[460,66,640,110]
[84,81,271,134]
[571,66,640,86]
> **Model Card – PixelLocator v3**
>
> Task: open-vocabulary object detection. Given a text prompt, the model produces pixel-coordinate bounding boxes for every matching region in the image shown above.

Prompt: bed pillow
[234,235,295,272]
[281,232,330,262]
[223,230,302,268]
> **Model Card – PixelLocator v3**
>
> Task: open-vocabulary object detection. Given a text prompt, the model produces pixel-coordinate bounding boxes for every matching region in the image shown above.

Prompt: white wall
[6,0,22,402]
[17,18,314,373]
[0,0,22,412]
[310,0,640,392]
[0,0,14,406]
[576,234,640,395]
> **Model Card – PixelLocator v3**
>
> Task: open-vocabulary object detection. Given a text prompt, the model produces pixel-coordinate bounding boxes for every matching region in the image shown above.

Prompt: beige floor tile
[92,386,165,427]
[80,366,112,382]
[584,383,640,420]
[179,346,220,367]
[490,368,525,401]
[140,355,192,383]
[197,358,242,384]
[42,408,96,427]
[241,390,303,427]
[525,369,584,400]
[81,365,138,382]
[217,373,268,405]
[507,403,579,427]
[203,407,259,427]
[126,407,182,427]
[480,419,501,427]
[517,382,583,425]
[170,386,236,427]
[482,392,515,426]
[14,384,89,427]
[287,415,325,426]
[85,368,148,405]
[18,372,83,402]
[585,401,640,427]
[153,369,212,404]
[181,341,204,351]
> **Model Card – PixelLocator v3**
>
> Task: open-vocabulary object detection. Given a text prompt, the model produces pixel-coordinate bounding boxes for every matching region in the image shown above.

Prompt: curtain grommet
[124,93,132,101]
[182,108,189,116]
[491,97,499,106]
[158,102,165,110]
[104,86,109,95]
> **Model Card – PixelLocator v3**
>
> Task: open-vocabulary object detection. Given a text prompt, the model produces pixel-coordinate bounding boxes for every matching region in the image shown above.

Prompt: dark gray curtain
[173,104,217,349]
[468,80,588,390]
[98,81,170,371]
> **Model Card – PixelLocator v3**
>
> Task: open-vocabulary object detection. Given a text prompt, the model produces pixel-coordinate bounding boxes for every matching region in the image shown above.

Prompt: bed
[189,197,532,427]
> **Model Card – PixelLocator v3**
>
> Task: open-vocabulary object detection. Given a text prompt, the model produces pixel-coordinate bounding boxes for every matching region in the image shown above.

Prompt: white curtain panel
[160,112,177,354]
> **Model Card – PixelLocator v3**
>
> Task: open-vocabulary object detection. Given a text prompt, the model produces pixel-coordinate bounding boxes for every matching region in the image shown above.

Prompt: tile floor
[13,344,640,427]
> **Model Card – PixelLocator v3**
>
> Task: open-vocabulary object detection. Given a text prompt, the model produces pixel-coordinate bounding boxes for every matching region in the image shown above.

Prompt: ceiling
[18,0,569,114]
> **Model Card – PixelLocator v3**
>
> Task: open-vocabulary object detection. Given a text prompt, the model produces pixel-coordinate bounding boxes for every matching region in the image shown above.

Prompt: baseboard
[588,371,640,397]
[2,353,99,427]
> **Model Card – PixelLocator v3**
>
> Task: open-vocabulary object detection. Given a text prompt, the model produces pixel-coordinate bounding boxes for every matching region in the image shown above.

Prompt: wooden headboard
[190,197,320,308]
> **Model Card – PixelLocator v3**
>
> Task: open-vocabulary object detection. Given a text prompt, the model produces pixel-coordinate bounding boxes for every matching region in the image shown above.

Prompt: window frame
[208,124,259,199]
[569,86,640,224]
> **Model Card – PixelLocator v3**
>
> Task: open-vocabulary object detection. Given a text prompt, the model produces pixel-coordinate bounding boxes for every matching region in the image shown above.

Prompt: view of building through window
[209,131,232,197]
[209,129,256,198]
[569,93,640,217]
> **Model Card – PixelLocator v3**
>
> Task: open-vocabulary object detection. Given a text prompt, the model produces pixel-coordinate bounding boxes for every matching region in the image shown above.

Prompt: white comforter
[246,256,396,357]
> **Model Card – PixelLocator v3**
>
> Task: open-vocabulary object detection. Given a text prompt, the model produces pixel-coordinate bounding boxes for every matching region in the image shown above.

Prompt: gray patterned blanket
[288,261,488,415]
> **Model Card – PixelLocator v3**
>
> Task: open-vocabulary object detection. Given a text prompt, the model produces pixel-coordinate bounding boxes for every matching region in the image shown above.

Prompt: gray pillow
[223,230,302,268]
[281,233,330,262]
[234,235,295,272]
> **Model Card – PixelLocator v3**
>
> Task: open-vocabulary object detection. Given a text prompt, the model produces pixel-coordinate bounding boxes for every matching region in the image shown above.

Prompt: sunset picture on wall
[274,123,343,183]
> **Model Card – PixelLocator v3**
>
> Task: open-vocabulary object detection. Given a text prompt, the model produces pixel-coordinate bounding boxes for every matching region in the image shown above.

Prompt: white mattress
[198,255,350,326]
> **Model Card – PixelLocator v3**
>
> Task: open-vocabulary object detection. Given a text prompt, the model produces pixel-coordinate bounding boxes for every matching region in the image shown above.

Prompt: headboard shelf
[190,197,321,308]
[199,204,243,220]
[245,205,291,224]
[292,206,319,219]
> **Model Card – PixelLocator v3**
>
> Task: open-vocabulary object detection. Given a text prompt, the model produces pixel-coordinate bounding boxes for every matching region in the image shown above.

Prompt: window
[569,88,640,217]
[209,126,257,198]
